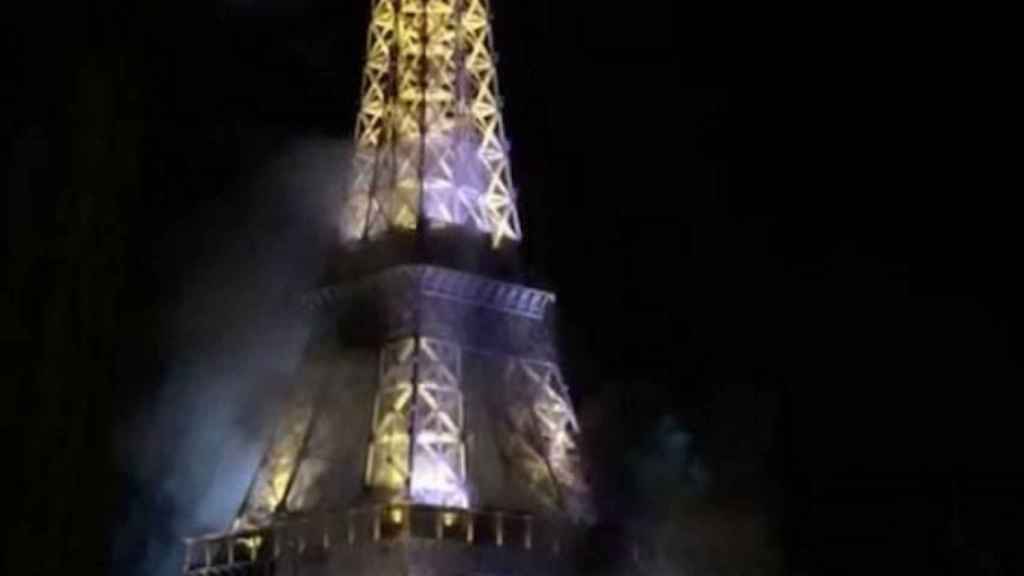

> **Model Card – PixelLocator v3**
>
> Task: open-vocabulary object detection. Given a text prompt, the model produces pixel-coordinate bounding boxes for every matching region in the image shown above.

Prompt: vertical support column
[344,0,398,240]
[235,379,317,527]
[391,0,427,230]
[461,0,521,245]
[421,0,459,225]
[410,337,469,507]
[342,0,523,244]
[503,358,592,518]
[366,338,416,496]
[365,337,469,508]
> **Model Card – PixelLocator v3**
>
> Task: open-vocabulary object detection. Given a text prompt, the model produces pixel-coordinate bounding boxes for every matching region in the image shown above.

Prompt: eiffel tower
[182,1,592,574]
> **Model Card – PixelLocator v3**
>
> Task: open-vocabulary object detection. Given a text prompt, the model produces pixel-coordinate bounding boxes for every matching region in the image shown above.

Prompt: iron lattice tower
[183,2,593,575]
[342,0,521,247]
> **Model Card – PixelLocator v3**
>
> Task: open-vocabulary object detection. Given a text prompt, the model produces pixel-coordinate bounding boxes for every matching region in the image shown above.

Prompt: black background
[5,1,1017,574]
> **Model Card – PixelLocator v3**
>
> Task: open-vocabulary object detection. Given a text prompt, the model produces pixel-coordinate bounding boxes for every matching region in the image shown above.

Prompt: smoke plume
[112,137,351,576]
[581,386,782,575]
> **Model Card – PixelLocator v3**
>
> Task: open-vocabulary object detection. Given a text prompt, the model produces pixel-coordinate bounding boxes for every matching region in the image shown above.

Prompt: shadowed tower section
[182,2,592,575]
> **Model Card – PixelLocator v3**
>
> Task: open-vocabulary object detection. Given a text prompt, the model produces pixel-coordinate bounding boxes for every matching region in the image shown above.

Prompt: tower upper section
[340,0,522,250]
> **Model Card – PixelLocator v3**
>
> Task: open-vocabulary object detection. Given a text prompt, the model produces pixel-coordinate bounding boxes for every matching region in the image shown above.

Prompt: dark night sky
[5,2,1019,575]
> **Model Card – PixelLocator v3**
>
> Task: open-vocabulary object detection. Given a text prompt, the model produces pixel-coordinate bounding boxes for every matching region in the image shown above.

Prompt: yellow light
[239,535,262,552]
[389,507,404,525]
[442,512,458,527]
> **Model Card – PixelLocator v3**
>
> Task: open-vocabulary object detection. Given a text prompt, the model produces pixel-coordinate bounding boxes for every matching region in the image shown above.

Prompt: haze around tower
[114,138,352,576]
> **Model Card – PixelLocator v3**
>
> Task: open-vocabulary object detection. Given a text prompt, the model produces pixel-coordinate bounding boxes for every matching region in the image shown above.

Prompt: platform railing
[183,504,582,575]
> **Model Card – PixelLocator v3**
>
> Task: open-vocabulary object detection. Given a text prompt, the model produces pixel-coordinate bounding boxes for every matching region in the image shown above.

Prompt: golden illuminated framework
[235,377,317,529]
[233,336,472,528]
[341,0,523,247]
[232,267,592,532]
[366,337,468,508]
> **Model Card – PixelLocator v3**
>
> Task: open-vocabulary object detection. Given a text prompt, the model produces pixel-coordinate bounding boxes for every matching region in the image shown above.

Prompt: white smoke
[112,137,351,576]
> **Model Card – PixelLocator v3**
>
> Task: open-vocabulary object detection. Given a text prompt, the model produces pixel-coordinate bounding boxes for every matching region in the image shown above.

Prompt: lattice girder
[365,336,469,508]
[233,382,317,530]
[500,357,592,520]
[341,0,523,247]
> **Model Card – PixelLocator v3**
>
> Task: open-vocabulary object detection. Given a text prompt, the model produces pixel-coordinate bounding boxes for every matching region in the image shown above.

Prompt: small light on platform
[442,512,458,527]
[388,507,404,525]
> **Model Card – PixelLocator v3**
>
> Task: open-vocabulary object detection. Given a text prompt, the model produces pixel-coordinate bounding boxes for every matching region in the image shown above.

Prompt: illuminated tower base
[182,265,591,575]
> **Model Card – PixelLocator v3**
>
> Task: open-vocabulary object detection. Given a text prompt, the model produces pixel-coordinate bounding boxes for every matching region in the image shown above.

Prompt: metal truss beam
[341,0,523,248]
[366,336,469,508]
